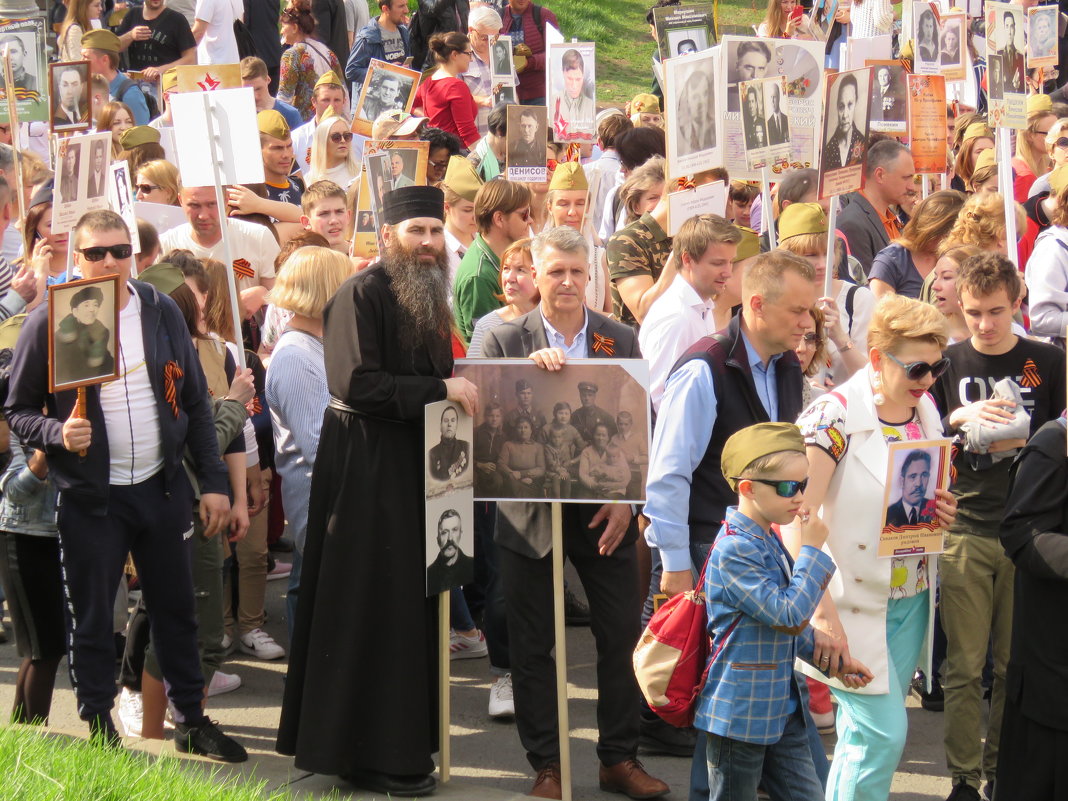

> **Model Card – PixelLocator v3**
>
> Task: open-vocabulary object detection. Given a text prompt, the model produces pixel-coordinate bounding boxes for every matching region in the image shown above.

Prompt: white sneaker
[207,670,242,697]
[812,709,836,734]
[488,673,515,719]
[240,628,285,660]
[450,629,488,660]
[117,687,143,737]
[221,632,236,656]
[266,561,292,582]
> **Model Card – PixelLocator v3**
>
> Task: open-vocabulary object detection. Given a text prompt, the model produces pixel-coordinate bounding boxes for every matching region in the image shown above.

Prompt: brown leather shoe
[530,763,562,799]
[599,758,670,799]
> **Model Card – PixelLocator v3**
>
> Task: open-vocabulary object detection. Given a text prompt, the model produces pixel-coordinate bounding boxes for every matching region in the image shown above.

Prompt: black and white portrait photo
[86,138,108,199]
[0,33,37,94]
[765,79,790,146]
[913,3,940,73]
[993,3,1026,94]
[1028,5,1058,67]
[549,44,596,142]
[987,53,1005,101]
[726,39,772,113]
[48,275,120,392]
[49,61,90,133]
[868,61,907,130]
[493,84,517,106]
[506,104,547,182]
[57,138,83,205]
[426,402,473,493]
[665,49,719,178]
[667,27,707,56]
[491,35,514,84]
[652,3,715,62]
[740,83,767,151]
[453,359,651,504]
[355,60,417,124]
[939,19,961,66]
[365,151,393,218]
[356,209,375,232]
[424,502,475,597]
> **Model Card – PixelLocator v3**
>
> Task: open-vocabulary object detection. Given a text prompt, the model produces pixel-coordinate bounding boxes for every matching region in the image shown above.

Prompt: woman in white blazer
[783,295,958,801]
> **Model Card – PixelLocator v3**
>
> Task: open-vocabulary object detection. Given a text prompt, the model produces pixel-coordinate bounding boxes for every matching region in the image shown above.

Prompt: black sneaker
[564,587,590,626]
[946,780,980,801]
[174,718,248,763]
[88,713,122,748]
[911,672,944,711]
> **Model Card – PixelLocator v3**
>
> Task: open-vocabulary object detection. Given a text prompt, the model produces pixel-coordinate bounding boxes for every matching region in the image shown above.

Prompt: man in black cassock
[277,185,479,798]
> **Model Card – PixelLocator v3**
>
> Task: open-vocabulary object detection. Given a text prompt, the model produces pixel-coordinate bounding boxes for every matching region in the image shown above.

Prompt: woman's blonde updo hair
[944,192,1025,252]
[868,294,948,355]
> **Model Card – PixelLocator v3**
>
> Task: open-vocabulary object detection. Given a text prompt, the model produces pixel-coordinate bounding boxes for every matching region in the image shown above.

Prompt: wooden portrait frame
[48,274,121,393]
[48,60,90,136]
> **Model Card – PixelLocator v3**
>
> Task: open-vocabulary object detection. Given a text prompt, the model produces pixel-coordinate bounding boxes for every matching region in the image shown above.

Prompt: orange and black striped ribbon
[232,258,254,279]
[163,360,184,418]
[592,332,615,356]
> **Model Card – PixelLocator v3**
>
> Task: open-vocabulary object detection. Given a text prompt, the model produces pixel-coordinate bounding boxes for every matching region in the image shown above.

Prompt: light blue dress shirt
[541,308,588,359]
[644,329,783,573]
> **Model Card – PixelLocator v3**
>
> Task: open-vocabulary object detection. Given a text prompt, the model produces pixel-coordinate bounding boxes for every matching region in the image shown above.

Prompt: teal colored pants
[826,591,929,801]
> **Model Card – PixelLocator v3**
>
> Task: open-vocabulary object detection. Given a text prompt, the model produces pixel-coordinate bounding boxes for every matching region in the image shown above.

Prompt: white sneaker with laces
[240,628,285,660]
[450,629,488,660]
[488,673,515,719]
[221,632,236,655]
[207,670,242,697]
[117,687,143,737]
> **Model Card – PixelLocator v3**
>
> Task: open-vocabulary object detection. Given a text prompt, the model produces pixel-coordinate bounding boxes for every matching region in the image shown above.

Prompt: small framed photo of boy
[48,274,120,393]
[878,439,951,558]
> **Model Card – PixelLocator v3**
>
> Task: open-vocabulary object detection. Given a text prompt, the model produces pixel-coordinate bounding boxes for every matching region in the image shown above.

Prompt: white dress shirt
[639,274,717,411]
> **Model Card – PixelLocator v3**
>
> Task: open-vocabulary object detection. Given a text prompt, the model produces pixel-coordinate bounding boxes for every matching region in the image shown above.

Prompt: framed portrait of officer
[506,104,547,182]
[48,274,121,393]
[353,59,420,136]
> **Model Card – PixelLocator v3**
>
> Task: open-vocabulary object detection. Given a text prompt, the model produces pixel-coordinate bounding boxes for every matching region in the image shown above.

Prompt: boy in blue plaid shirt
[695,423,873,799]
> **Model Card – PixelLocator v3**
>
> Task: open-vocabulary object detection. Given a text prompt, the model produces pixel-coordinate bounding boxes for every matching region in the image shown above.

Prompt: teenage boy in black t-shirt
[117,0,197,78]
[932,252,1066,801]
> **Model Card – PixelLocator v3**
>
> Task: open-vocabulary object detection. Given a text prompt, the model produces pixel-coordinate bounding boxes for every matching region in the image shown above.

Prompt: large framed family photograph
[454,359,651,504]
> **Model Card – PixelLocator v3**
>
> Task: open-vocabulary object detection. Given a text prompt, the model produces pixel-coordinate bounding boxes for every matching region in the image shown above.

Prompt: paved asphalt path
[0,565,958,800]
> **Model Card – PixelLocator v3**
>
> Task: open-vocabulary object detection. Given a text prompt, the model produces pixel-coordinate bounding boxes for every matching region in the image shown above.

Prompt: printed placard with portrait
[878,439,951,558]
[653,3,715,62]
[506,104,547,183]
[818,67,872,199]
[912,2,941,76]
[548,43,595,143]
[49,61,90,136]
[1027,5,1059,70]
[739,76,791,170]
[986,1,1027,129]
[0,18,48,124]
[867,60,908,134]
[664,49,721,181]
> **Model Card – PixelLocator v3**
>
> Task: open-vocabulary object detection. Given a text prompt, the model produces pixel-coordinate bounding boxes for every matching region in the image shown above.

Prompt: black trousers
[57,471,205,724]
[500,505,641,771]
[996,691,1068,799]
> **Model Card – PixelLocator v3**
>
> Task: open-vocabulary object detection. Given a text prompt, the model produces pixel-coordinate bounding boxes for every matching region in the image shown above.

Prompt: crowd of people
[0,0,1067,800]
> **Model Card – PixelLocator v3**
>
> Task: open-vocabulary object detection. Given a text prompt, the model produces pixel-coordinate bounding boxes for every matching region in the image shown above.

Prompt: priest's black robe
[276,264,450,777]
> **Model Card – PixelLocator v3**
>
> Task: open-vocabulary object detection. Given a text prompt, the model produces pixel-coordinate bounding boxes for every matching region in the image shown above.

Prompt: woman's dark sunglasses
[329,132,354,143]
[733,477,809,498]
[77,244,133,261]
[885,351,950,381]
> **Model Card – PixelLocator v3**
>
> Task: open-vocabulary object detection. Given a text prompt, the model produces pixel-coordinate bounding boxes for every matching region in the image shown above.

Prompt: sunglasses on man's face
[77,244,133,262]
[734,477,809,498]
[329,131,354,143]
[884,351,950,381]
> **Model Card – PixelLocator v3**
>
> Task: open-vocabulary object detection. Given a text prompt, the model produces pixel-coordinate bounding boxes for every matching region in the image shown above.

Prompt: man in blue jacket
[345,0,411,89]
[5,210,246,762]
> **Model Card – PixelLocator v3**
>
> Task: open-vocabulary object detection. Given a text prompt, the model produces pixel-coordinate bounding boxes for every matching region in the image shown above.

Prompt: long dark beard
[382,239,453,356]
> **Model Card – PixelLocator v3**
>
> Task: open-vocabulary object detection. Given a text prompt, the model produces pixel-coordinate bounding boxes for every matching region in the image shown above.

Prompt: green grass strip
[0,725,293,801]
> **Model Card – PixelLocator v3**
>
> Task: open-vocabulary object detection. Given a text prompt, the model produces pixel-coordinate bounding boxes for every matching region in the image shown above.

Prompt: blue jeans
[706,710,825,801]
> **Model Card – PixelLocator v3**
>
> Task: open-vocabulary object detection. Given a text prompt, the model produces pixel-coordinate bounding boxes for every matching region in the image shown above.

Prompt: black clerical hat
[383,185,445,225]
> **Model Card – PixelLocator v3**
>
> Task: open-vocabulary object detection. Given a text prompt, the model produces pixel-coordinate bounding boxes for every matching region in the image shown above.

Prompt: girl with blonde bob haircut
[785,293,956,801]
[307,115,360,189]
[266,246,353,319]
[134,159,181,206]
[944,191,1026,255]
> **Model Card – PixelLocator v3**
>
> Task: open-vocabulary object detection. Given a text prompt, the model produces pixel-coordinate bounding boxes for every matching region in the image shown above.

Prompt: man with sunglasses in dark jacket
[5,210,247,763]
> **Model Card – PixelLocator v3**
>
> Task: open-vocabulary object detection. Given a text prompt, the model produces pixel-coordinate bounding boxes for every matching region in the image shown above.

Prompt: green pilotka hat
[722,423,806,491]
[137,262,185,296]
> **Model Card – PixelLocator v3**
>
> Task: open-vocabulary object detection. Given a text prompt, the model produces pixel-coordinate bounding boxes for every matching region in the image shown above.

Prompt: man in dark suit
[482,226,669,801]
[871,66,903,124]
[766,81,789,145]
[885,450,937,528]
[428,404,470,481]
[52,65,86,129]
[822,72,865,171]
[426,508,475,594]
[836,139,914,277]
